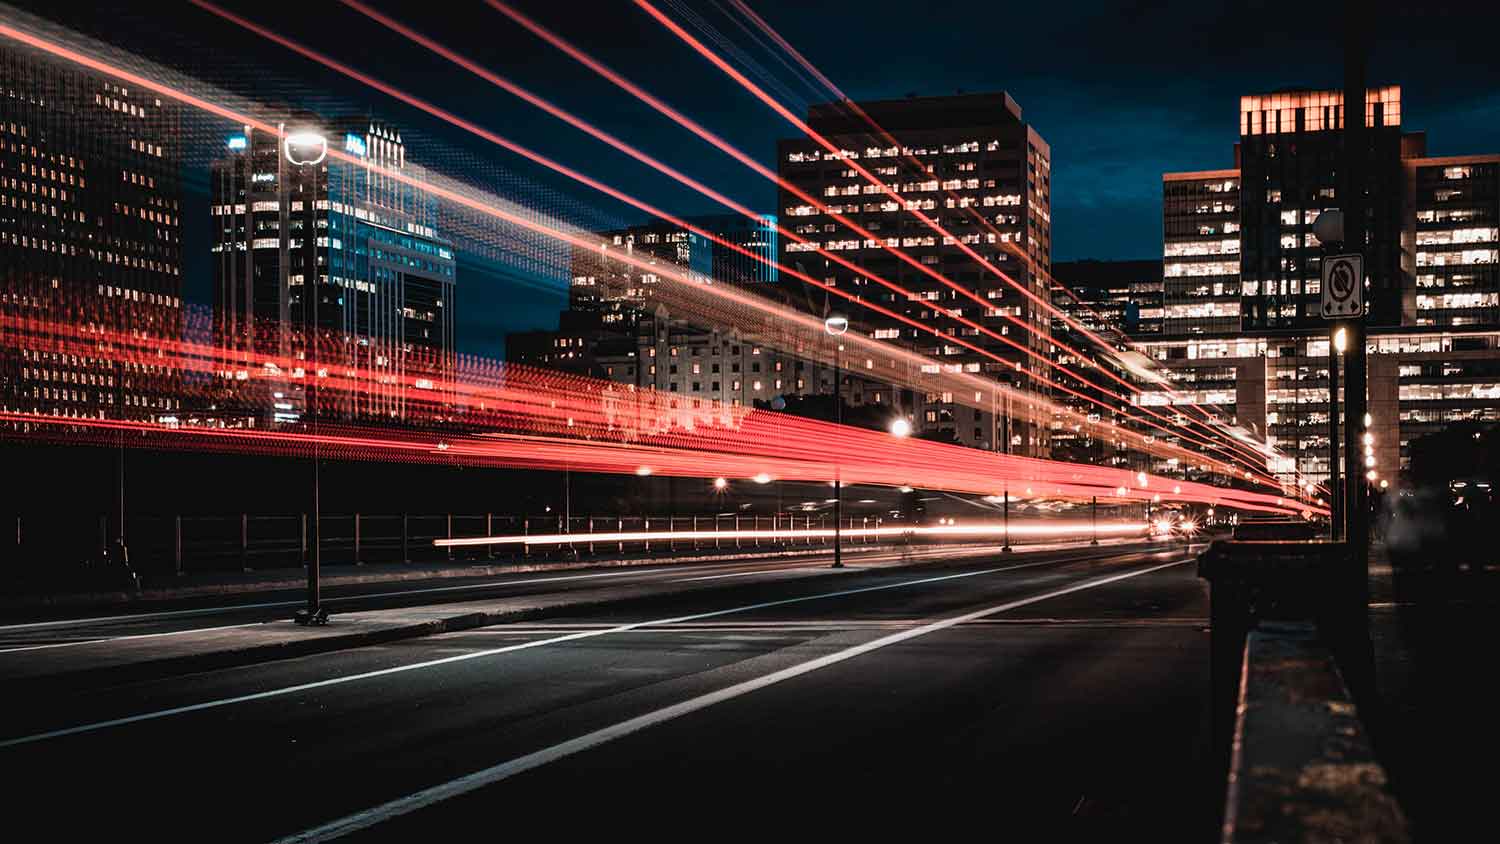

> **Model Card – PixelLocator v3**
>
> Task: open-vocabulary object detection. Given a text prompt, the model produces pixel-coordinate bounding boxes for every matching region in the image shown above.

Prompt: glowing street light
[1363,412,1372,428]
[712,477,728,491]
[1366,469,1378,482]
[635,466,653,476]
[283,130,327,165]
[889,417,912,438]
[823,314,849,336]
[1333,326,1348,354]
[752,472,772,485]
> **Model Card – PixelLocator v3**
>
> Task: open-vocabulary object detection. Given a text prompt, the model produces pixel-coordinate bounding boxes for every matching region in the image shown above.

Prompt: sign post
[1321,253,1363,319]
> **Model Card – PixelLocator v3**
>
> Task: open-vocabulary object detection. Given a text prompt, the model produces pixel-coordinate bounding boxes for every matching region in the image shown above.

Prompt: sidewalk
[1366,544,1500,840]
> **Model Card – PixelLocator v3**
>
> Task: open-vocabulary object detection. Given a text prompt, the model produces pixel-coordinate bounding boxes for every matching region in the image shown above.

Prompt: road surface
[1,542,1215,841]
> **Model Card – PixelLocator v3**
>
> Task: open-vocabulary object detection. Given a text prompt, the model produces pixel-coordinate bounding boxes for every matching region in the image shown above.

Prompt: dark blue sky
[17,1,1500,357]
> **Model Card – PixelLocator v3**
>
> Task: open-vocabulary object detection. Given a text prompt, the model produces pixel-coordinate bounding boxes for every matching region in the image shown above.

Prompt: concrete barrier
[1223,621,1408,843]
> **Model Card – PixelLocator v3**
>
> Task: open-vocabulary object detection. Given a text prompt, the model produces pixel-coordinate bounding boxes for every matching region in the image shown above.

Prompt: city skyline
[6,0,1497,359]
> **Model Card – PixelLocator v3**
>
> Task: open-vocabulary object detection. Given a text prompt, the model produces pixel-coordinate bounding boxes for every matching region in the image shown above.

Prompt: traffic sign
[1321,253,1363,318]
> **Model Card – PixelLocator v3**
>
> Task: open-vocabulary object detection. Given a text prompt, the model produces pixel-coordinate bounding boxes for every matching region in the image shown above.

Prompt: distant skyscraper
[210,118,456,422]
[1051,259,1164,337]
[776,92,1052,454]
[0,42,184,422]
[568,213,779,335]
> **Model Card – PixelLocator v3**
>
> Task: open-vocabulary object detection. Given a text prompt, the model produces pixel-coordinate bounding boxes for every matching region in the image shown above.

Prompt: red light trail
[189,0,1291,491]
[629,0,1309,488]
[0,13,1316,505]
[20,6,1271,488]
[478,0,1297,489]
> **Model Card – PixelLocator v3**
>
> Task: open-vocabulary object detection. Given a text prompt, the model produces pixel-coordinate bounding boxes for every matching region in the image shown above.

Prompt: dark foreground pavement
[0,543,1214,842]
[1369,555,1500,841]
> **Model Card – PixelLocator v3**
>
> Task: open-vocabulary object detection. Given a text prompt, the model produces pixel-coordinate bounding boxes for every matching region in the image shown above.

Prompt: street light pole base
[1002,545,1013,554]
[294,607,330,626]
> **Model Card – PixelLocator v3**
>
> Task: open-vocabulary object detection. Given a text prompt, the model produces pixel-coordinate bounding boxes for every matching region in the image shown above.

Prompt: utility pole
[1342,10,1369,575]
[290,128,329,627]
[1002,486,1012,553]
[1328,329,1342,540]
[824,314,847,569]
[1091,495,1099,546]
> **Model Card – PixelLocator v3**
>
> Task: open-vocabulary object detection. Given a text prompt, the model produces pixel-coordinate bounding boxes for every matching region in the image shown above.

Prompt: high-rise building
[1051,259,1164,336]
[1407,155,1500,326]
[776,93,1052,455]
[1161,171,1242,336]
[1151,86,1500,486]
[568,213,779,335]
[0,42,184,423]
[210,118,456,422]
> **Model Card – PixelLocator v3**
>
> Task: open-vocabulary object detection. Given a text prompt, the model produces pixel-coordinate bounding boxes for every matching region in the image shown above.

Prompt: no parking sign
[1321,253,1363,318]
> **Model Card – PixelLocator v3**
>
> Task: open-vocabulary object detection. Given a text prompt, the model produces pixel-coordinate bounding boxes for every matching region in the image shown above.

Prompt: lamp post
[825,313,848,568]
[287,128,329,627]
[1329,325,1346,539]
[1002,486,1012,554]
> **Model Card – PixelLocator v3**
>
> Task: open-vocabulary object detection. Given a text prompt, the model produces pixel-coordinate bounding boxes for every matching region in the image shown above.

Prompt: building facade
[776,92,1052,455]
[1153,86,1500,487]
[0,42,184,424]
[210,118,456,423]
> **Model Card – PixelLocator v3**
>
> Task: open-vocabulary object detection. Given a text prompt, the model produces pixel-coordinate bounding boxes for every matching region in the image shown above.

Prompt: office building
[0,43,184,423]
[777,92,1052,455]
[210,118,456,423]
[1051,259,1163,337]
[1154,86,1500,485]
[568,213,779,334]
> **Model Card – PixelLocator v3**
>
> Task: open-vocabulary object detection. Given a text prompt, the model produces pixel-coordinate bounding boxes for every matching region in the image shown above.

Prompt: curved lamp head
[823,314,849,336]
[284,130,328,166]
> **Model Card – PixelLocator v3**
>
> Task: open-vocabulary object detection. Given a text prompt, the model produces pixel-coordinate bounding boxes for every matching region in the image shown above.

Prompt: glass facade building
[211,119,456,422]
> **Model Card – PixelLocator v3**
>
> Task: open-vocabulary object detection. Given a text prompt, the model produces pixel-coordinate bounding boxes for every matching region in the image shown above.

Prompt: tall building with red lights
[0,41,184,425]
[776,92,1051,455]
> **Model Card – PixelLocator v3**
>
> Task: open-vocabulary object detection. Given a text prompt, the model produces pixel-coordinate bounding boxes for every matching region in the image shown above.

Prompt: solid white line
[0,555,1083,750]
[670,568,826,583]
[0,622,264,654]
[271,558,1191,843]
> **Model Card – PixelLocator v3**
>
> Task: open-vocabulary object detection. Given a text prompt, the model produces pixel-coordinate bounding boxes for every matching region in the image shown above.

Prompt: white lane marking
[670,568,828,583]
[0,540,1143,645]
[0,622,264,654]
[271,558,1191,843]
[0,554,1093,750]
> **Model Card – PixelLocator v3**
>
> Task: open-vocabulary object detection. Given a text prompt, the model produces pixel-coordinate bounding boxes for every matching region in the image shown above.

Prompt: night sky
[13,0,1500,357]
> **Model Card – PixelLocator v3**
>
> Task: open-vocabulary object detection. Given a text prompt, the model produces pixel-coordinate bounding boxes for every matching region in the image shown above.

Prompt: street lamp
[713,477,728,491]
[291,127,329,628]
[825,313,847,568]
[889,417,911,438]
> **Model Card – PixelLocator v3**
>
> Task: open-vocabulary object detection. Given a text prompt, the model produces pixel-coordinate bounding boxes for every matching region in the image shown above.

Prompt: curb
[0,542,928,613]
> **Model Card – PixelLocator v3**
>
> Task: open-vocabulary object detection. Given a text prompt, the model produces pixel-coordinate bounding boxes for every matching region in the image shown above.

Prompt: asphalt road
[0,540,1151,653]
[1,543,1214,841]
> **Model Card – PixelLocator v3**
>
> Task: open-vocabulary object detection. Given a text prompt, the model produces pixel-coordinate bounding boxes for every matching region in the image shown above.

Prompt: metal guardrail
[0,512,891,582]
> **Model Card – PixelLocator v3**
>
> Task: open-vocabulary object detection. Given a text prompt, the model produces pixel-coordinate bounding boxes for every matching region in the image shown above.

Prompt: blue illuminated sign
[227,135,248,150]
[343,133,367,157]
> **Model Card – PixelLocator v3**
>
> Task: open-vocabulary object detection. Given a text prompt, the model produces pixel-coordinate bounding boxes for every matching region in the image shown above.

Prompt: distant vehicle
[1151,511,1199,541]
